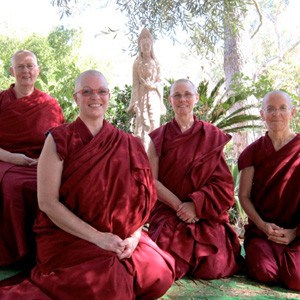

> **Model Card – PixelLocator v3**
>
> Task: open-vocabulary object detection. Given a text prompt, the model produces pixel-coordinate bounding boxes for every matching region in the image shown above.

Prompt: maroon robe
[148,117,242,280]
[0,85,65,265]
[238,133,300,290]
[0,118,175,299]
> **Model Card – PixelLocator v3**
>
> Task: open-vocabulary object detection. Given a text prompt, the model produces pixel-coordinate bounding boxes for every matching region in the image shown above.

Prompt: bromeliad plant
[161,77,267,133]
[195,78,262,133]
[227,162,248,238]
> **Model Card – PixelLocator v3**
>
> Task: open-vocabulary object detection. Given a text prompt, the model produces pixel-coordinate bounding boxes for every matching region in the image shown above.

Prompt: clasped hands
[261,222,297,245]
[176,202,199,224]
[98,231,140,260]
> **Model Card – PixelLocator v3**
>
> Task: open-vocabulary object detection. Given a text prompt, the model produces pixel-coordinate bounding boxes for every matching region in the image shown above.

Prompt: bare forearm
[0,148,37,165]
[239,196,264,229]
[39,199,101,245]
[156,180,182,211]
[0,148,12,162]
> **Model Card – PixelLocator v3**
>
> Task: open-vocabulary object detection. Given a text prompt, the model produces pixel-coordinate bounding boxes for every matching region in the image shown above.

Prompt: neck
[175,116,194,132]
[268,130,296,150]
[14,85,34,98]
[81,117,104,136]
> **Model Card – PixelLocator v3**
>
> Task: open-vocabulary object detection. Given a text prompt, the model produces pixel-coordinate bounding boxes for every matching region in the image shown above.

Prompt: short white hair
[11,50,38,66]
[262,90,293,108]
[170,79,198,95]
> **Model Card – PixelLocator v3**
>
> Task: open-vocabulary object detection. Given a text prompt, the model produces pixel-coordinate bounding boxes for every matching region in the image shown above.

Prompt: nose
[90,91,101,98]
[272,109,281,115]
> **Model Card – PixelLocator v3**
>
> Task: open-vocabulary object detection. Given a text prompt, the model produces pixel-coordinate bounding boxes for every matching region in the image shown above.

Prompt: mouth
[89,104,102,108]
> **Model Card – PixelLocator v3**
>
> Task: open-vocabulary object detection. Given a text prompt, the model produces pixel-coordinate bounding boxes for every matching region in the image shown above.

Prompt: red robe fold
[0,118,175,299]
[0,85,65,265]
[238,133,300,290]
[148,117,242,280]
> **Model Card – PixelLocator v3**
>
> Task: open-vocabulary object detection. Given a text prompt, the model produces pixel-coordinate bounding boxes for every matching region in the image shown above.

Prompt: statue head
[138,28,155,59]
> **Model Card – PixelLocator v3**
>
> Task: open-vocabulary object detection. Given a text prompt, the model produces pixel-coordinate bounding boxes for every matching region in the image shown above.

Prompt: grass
[1,265,300,299]
[161,275,300,299]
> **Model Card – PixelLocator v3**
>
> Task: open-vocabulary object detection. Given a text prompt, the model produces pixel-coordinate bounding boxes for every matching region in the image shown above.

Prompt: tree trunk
[223,1,250,160]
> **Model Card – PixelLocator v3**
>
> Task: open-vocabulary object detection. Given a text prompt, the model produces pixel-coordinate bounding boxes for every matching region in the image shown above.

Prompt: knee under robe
[148,117,242,280]
[0,117,175,299]
[238,133,300,291]
[0,85,65,265]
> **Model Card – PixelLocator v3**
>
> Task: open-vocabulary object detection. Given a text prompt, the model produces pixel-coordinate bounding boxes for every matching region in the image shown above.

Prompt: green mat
[0,267,22,281]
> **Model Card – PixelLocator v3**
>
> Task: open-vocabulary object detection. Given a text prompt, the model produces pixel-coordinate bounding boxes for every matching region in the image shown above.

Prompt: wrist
[131,228,142,239]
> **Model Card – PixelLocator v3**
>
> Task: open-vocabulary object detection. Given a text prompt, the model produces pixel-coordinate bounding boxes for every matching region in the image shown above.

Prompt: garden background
[0,0,300,298]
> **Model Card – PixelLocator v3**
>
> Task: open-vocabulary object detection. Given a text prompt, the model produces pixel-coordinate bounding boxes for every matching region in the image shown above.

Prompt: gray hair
[11,50,38,66]
[170,78,198,95]
[262,90,293,108]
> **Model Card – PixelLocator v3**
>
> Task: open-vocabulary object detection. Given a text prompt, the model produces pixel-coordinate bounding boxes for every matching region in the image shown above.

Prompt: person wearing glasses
[238,90,300,291]
[0,70,175,299]
[147,78,242,280]
[0,50,64,267]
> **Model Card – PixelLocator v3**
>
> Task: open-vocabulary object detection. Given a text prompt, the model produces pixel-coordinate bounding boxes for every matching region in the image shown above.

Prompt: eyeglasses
[171,92,195,101]
[13,64,37,71]
[264,106,291,114]
[74,88,110,97]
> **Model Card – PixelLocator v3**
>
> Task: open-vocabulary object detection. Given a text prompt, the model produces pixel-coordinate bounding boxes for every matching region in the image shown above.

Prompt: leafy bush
[106,85,133,133]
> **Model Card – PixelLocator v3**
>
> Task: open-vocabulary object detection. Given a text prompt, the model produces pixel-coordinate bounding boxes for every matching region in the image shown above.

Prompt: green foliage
[160,76,273,133]
[227,162,247,233]
[0,26,95,122]
[51,0,253,54]
[160,78,175,125]
[116,0,251,54]
[106,85,133,133]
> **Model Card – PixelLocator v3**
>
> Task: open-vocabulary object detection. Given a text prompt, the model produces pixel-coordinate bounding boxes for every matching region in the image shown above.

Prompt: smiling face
[260,91,294,134]
[169,80,199,118]
[73,71,110,121]
[10,51,40,90]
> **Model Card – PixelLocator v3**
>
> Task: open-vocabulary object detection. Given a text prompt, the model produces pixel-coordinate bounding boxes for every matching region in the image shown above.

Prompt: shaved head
[74,70,108,93]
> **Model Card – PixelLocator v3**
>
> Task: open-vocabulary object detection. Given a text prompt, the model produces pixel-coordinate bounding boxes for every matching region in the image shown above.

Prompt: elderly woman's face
[169,82,199,117]
[10,53,40,87]
[140,38,152,54]
[260,93,294,132]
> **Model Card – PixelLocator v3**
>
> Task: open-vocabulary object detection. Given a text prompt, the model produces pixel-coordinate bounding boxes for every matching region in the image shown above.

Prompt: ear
[260,109,265,120]
[9,66,15,77]
[73,93,79,105]
[290,107,296,117]
[36,65,41,76]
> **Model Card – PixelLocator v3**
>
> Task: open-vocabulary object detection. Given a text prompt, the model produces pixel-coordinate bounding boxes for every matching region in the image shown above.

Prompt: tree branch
[250,0,262,39]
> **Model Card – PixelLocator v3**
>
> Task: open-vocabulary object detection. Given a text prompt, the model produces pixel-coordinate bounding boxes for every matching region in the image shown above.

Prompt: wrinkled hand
[10,153,38,166]
[117,235,140,260]
[268,227,297,245]
[176,202,199,224]
[96,232,125,255]
[259,221,282,236]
